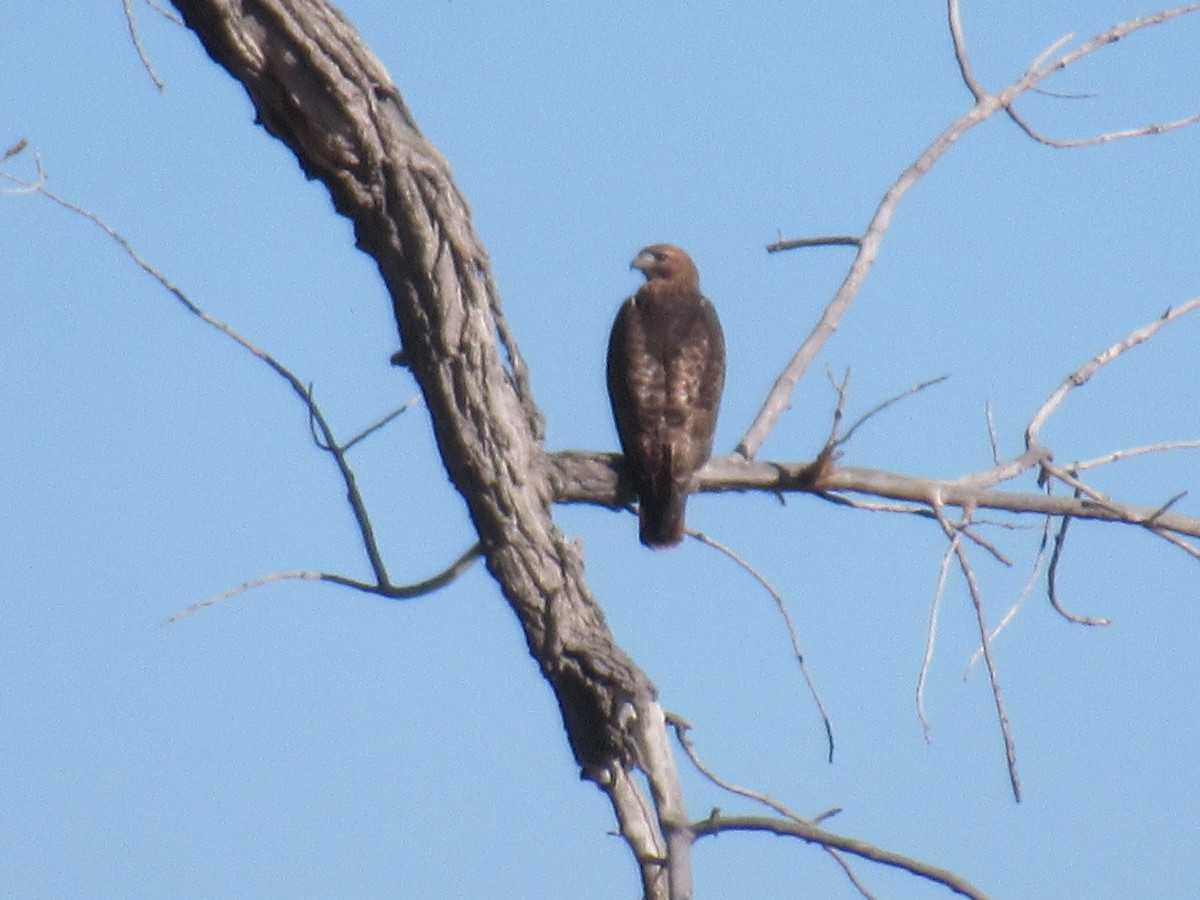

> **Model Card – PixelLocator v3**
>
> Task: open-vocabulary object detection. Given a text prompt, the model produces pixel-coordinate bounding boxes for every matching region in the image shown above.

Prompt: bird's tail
[639,448,688,548]
[639,491,687,548]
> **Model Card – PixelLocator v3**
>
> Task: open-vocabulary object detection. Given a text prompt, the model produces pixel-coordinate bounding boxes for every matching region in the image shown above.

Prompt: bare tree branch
[634,704,694,900]
[832,374,950,451]
[549,452,1200,541]
[1026,297,1200,448]
[692,813,990,900]
[1072,440,1200,473]
[8,170,408,590]
[999,1,1200,146]
[8,161,481,628]
[166,3,678,896]
[666,716,873,899]
[741,3,1200,460]
[1007,105,1200,148]
[161,543,481,625]
[766,234,861,252]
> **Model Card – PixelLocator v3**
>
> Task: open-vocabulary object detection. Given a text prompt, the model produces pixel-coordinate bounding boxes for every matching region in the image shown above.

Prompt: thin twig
[1026,297,1200,448]
[343,395,424,451]
[1072,439,1200,473]
[833,375,950,450]
[2,138,28,162]
[1042,462,1111,503]
[690,813,988,900]
[1003,2,1200,146]
[667,713,810,823]
[147,0,184,25]
[162,543,482,624]
[933,502,1022,802]
[947,0,986,99]
[665,718,873,900]
[41,180,398,579]
[829,856,877,900]
[917,534,958,742]
[1136,493,1199,557]
[767,235,862,252]
[965,518,1051,674]
[1046,507,1111,626]
[0,150,46,195]
[984,401,1001,466]
[1145,491,1188,524]
[815,491,1016,565]
[1009,106,1200,148]
[689,529,835,763]
[824,367,851,451]
[121,0,166,91]
[1028,86,1098,101]
[1148,527,1200,560]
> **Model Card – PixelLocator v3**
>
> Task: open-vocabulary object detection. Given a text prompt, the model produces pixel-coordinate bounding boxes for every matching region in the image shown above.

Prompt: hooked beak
[630,249,656,272]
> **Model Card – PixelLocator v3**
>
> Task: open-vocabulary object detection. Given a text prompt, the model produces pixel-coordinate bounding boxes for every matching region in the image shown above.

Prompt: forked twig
[671,714,988,900]
[932,501,1022,802]
[10,169,475,617]
[671,721,874,899]
[832,375,950,451]
[669,716,989,900]
[742,1,1200,460]
[666,713,810,823]
[824,367,851,451]
[815,491,1014,566]
[965,518,1052,674]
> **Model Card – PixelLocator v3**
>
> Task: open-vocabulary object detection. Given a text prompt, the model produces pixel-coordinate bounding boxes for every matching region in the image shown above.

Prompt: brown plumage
[606,244,726,547]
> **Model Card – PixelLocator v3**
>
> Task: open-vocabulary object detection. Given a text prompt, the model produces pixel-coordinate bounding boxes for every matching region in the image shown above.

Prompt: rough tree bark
[169,1,689,897]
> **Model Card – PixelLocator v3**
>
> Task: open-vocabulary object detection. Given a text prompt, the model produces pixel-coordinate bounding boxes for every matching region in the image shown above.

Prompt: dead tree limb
[168,2,685,896]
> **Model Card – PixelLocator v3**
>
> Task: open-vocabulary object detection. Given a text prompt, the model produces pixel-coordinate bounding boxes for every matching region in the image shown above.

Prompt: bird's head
[630,243,699,288]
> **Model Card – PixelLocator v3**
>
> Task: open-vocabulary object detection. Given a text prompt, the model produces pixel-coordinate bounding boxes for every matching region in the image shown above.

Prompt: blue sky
[3,2,1198,897]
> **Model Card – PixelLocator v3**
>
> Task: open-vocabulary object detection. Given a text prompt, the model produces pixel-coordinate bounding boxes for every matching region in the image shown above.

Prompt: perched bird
[606,243,726,547]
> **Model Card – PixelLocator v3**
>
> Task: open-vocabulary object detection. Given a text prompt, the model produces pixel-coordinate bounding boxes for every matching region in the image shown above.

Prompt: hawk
[606,244,726,548]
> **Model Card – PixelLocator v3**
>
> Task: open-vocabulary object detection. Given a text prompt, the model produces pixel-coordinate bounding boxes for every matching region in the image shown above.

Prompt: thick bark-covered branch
[550,451,1200,539]
[168,2,680,895]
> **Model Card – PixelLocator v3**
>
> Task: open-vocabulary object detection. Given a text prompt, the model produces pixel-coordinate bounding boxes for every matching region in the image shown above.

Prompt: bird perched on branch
[606,244,726,548]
